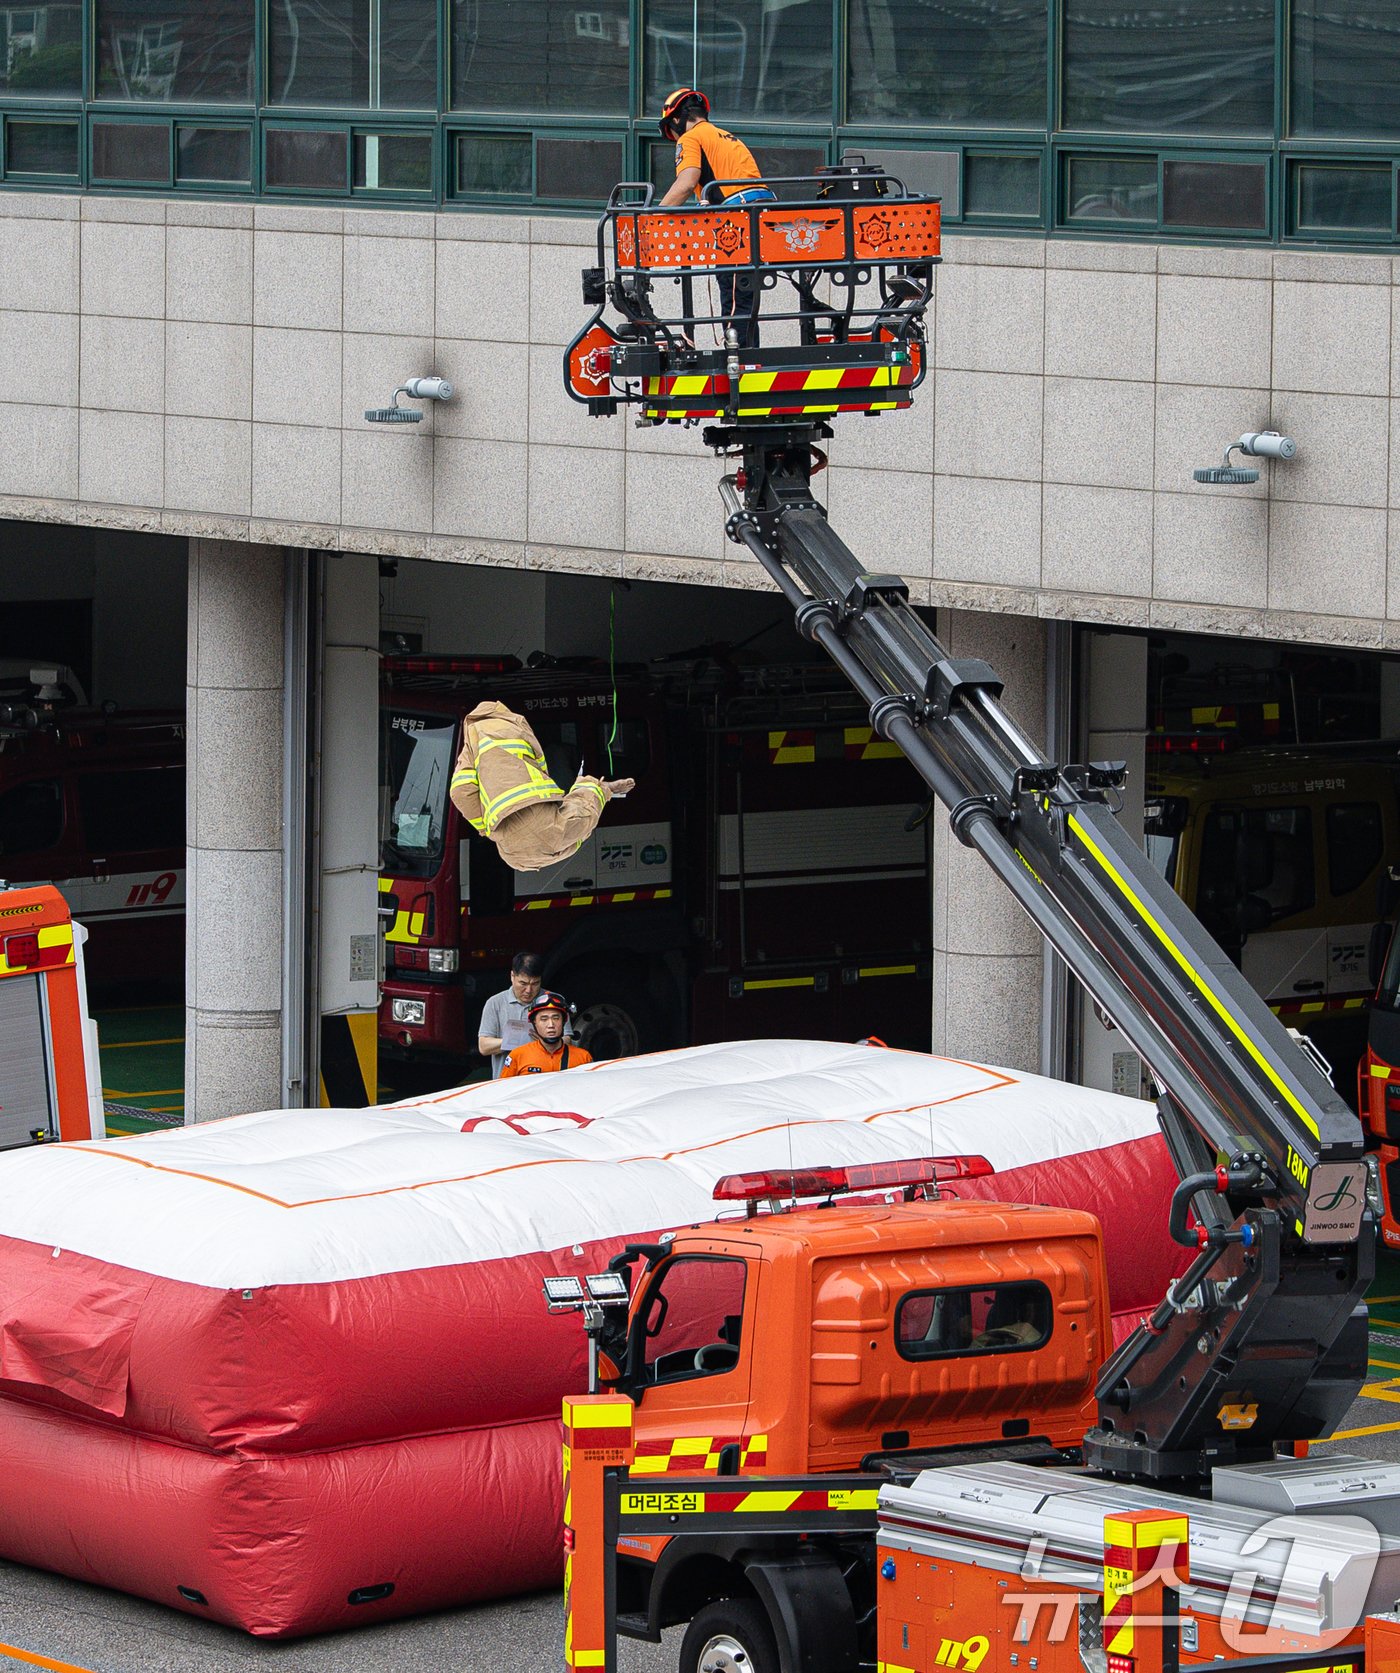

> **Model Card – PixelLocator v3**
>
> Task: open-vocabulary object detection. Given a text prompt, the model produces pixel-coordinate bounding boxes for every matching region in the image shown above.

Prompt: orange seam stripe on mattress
[0,1643,96,1673]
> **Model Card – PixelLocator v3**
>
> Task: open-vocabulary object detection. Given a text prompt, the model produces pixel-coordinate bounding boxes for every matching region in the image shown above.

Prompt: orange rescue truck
[556,167,1383,1673]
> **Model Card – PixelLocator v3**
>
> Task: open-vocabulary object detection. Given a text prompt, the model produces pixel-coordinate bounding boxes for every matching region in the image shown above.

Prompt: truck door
[627,1249,761,1475]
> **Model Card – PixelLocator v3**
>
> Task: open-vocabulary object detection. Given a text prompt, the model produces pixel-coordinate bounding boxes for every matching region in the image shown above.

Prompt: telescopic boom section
[563,167,1373,1485]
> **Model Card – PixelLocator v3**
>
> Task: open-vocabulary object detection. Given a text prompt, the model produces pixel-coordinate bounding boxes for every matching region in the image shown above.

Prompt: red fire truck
[0,672,185,994]
[378,655,932,1068]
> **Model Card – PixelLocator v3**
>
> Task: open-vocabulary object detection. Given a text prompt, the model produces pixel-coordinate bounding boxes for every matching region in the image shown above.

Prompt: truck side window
[639,1255,747,1385]
[895,1281,1051,1360]
[595,718,650,778]
[1198,806,1314,936]
[1326,802,1382,898]
[78,767,185,853]
[0,780,63,857]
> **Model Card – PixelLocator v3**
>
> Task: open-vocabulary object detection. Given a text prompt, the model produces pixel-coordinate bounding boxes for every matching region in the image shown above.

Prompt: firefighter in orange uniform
[500,992,594,1077]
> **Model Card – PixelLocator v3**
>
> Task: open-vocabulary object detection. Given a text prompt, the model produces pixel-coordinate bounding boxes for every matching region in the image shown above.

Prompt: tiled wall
[2,190,1398,651]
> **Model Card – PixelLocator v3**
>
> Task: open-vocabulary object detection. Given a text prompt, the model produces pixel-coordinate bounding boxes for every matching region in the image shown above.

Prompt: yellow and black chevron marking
[517,886,673,912]
[320,1011,378,1109]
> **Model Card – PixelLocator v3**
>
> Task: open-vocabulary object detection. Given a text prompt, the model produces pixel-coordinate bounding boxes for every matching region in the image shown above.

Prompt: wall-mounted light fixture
[1193,431,1297,484]
[365,376,455,425]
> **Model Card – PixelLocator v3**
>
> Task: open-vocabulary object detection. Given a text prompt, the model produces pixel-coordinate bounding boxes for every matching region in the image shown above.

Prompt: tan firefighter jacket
[449,701,613,873]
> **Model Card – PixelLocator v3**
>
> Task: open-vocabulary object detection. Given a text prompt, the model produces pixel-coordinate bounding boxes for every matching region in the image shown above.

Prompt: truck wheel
[564,967,671,1060]
[679,1599,779,1673]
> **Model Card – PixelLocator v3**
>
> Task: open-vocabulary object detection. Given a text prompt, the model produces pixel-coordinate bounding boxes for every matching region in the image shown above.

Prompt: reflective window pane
[455,131,531,195]
[1064,154,1156,223]
[1162,159,1266,230]
[268,0,437,110]
[1291,6,1400,139]
[848,0,1046,127]
[95,1,254,102]
[353,132,432,192]
[1292,162,1392,233]
[1064,0,1272,134]
[176,125,251,183]
[5,117,78,175]
[965,153,1040,218]
[265,127,346,190]
[645,0,833,123]
[0,3,81,97]
[92,120,168,182]
[537,135,623,203]
[451,0,628,115]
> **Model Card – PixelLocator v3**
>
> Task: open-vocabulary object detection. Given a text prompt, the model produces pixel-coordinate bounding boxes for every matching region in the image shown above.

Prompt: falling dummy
[449,701,635,873]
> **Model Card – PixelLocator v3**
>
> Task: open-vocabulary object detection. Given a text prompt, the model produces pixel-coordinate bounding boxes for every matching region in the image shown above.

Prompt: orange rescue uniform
[500,1038,594,1077]
[675,120,761,202]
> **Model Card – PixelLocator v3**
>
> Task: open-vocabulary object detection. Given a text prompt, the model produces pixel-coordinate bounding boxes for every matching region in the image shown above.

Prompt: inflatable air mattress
[0,1039,1182,1636]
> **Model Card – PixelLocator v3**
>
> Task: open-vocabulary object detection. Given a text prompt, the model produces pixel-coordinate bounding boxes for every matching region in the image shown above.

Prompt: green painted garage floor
[93,1004,185,1134]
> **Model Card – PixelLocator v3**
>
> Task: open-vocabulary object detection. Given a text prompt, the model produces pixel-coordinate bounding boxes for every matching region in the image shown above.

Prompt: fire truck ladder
[564,166,1373,1485]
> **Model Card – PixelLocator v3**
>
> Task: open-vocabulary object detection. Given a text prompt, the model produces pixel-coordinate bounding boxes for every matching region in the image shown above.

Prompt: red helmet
[659,86,709,139]
[528,990,572,1025]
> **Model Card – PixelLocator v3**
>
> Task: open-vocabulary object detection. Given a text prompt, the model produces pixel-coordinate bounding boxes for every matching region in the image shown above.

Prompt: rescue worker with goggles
[657,87,774,348]
[500,991,593,1077]
[449,700,634,874]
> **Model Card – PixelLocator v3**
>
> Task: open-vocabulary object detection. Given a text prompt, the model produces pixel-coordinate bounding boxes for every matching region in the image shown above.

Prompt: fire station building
[1,1,1400,1123]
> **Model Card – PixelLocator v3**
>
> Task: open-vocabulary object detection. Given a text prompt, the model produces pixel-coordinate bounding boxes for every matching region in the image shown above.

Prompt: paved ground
[94,1004,185,1135]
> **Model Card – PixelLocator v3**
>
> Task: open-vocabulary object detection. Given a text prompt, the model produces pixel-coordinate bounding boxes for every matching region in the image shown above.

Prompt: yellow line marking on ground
[1369,1315,1400,1332]
[1320,1420,1400,1441]
[0,1642,96,1672]
[1369,1294,1400,1304]
[1369,1357,1400,1372]
[102,1090,183,1099]
[1360,1382,1400,1404]
[102,1037,183,1049]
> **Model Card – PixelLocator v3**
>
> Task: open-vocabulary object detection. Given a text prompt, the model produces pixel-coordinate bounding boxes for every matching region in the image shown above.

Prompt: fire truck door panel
[512,821,673,900]
[1242,926,1328,1006]
[0,776,74,879]
[631,1252,758,1469]
[512,845,596,898]
[0,975,56,1148]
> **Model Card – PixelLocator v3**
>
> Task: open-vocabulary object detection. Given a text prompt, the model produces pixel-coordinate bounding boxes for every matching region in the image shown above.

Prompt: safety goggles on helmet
[659,86,709,139]
[528,990,572,1023]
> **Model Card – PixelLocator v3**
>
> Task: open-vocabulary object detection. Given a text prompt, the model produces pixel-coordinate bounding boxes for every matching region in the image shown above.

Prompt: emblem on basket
[714,219,744,256]
[581,346,610,382]
[858,212,892,250]
[782,216,838,253]
[617,221,635,263]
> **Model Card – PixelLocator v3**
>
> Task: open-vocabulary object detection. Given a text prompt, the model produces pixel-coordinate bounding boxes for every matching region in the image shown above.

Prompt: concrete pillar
[930,609,1046,1073]
[185,539,286,1121]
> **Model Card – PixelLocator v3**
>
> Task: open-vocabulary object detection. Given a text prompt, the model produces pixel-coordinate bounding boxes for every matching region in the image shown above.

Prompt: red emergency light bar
[1146,733,1233,755]
[713,1153,995,1207]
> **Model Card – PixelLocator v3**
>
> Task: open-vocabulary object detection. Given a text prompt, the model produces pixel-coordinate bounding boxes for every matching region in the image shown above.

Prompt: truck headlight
[392,998,426,1026]
[427,948,459,973]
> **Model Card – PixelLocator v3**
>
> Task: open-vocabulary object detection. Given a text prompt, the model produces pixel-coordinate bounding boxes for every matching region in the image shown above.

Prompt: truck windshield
[382,712,456,879]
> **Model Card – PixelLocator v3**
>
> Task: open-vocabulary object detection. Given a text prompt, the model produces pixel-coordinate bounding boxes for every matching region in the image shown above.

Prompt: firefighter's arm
[499,1053,520,1079]
[659,165,700,207]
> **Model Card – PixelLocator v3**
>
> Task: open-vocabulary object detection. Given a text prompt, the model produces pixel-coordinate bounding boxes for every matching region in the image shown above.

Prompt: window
[645,0,833,123]
[1290,4,1400,140]
[896,1280,1052,1360]
[455,130,531,196]
[265,126,346,189]
[381,714,456,878]
[1291,162,1393,235]
[536,134,623,203]
[1327,803,1383,898]
[94,0,253,103]
[4,116,79,175]
[965,152,1040,219]
[1198,806,1315,940]
[92,119,168,182]
[0,779,63,856]
[1063,0,1272,135]
[176,124,250,183]
[451,0,628,115]
[595,718,649,780]
[268,0,436,111]
[640,1255,747,1383]
[0,1,81,97]
[848,0,1046,128]
[1064,154,1157,224]
[353,130,432,192]
[77,767,184,854]
[1162,159,1267,232]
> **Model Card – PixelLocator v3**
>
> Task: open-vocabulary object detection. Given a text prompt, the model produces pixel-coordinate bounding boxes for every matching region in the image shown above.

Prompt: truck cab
[594,1162,1110,1650]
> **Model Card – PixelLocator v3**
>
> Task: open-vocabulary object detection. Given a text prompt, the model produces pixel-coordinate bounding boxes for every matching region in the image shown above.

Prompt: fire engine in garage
[0,669,184,992]
[379,654,932,1067]
[1358,881,1400,1243]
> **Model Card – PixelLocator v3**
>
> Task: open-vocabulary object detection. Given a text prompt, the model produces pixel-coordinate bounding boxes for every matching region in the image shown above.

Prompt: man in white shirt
[477,952,572,1078]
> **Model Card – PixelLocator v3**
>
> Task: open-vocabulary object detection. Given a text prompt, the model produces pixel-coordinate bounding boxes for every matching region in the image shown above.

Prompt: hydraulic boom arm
[564,168,1374,1483]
